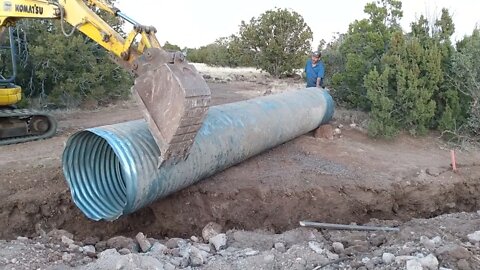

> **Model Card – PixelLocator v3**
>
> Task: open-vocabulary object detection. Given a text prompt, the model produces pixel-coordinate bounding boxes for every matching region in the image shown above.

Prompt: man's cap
[312,51,321,57]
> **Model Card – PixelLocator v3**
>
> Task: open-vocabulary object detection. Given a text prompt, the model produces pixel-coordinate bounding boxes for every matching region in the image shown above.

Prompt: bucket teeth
[133,48,211,165]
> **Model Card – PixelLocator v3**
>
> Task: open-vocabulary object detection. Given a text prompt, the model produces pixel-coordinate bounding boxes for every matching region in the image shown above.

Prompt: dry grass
[192,63,265,81]
[192,63,306,96]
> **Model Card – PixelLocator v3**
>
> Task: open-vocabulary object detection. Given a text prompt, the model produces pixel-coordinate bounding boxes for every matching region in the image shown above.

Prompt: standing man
[305,51,325,88]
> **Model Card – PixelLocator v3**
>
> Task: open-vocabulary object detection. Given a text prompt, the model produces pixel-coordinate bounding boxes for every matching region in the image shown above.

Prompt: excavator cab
[0,27,57,144]
[0,27,21,107]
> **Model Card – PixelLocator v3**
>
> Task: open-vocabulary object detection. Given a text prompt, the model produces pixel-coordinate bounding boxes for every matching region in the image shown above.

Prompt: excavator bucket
[132,48,211,165]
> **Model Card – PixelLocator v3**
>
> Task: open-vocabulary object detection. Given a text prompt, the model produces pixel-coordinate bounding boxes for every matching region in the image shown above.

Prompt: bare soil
[0,78,479,246]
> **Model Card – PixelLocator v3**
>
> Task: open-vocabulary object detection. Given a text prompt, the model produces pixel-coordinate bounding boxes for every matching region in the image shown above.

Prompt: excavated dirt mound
[0,80,479,243]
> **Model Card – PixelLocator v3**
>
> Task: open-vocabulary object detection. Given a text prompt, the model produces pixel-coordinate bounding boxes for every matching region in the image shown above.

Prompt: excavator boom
[0,0,211,163]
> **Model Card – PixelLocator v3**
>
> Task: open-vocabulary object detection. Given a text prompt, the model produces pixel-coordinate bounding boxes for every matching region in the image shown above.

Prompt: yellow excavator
[0,0,211,164]
[0,26,58,144]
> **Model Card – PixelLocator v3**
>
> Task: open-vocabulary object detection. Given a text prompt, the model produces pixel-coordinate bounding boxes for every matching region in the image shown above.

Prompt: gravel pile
[1,212,479,269]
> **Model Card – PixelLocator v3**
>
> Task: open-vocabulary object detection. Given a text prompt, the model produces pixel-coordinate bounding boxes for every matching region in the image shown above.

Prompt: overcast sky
[116,0,479,48]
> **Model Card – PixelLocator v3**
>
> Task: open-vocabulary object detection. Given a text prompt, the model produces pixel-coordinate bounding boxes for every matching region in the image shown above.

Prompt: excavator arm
[0,0,211,164]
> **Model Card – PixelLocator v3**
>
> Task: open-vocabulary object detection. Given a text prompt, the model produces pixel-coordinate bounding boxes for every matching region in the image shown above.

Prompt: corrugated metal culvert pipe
[62,88,335,221]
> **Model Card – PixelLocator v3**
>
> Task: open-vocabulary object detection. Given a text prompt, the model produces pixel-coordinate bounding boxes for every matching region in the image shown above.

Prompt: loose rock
[98,248,120,258]
[274,242,286,253]
[83,236,99,246]
[61,235,74,246]
[244,248,260,256]
[344,244,369,255]
[189,246,205,266]
[418,254,439,270]
[202,222,223,242]
[420,236,436,249]
[83,245,96,257]
[263,254,275,263]
[314,124,334,140]
[406,259,423,270]
[118,248,131,255]
[431,236,442,246]
[457,259,471,270]
[328,232,368,247]
[94,241,107,251]
[369,234,386,247]
[135,232,152,252]
[106,236,137,252]
[164,262,176,270]
[209,234,227,251]
[395,256,416,264]
[170,256,189,268]
[191,236,199,242]
[62,253,73,263]
[68,243,80,252]
[165,238,187,249]
[436,244,472,260]
[84,253,165,269]
[47,229,74,241]
[326,250,339,260]
[194,243,211,253]
[426,167,441,177]
[382,252,395,264]
[467,231,480,243]
[150,242,168,254]
[16,236,28,242]
[308,241,324,254]
[332,242,344,254]
[229,230,276,250]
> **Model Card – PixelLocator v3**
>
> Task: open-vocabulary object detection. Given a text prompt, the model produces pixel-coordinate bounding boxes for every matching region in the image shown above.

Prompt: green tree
[15,10,132,108]
[186,35,254,67]
[223,35,255,67]
[332,0,403,109]
[365,67,398,137]
[321,33,346,88]
[410,15,430,43]
[238,8,313,77]
[393,35,438,135]
[205,37,241,67]
[449,29,480,138]
[409,9,463,133]
[431,9,464,132]
[163,41,181,52]
[185,41,230,66]
[186,47,208,63]
[365,30,440,137]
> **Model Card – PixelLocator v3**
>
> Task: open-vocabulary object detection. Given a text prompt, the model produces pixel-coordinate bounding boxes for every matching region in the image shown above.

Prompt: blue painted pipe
[62,88,335,221]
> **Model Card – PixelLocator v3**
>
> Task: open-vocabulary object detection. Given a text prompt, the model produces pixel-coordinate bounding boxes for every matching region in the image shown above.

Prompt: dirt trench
[0,80,479,242]
[1,130,479,241]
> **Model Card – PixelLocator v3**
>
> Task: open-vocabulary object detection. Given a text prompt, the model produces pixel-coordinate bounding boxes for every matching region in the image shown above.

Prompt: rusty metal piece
[299,221,400,232]
[133,48,210,164]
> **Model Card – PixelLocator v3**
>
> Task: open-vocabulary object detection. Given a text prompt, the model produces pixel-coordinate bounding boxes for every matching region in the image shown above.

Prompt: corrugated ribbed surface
[63,131,127,220]
[62,88,335,221]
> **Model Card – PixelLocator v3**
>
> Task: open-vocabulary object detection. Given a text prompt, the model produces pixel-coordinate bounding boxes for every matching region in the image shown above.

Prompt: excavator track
[0,108,57,145]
